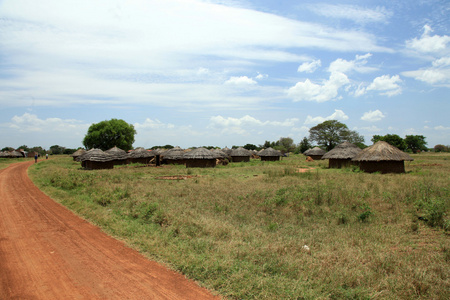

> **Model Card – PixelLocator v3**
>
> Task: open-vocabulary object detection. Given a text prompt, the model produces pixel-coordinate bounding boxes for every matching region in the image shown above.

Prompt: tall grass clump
[29,153,450,299]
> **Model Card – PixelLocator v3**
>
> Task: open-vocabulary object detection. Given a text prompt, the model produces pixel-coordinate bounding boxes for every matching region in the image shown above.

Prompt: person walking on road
[34,154,38,163]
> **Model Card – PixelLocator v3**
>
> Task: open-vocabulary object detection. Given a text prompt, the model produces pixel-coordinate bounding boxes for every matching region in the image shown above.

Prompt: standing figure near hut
[34,153,38,163]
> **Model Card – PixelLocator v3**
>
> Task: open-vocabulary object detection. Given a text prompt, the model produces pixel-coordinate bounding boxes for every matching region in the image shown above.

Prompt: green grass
[28,153,450,299]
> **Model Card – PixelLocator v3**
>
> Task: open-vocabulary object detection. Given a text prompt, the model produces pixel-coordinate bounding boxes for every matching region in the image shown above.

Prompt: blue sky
[0,0,449,149]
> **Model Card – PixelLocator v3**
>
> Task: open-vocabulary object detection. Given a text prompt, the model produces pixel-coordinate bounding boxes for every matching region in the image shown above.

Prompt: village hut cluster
[70,146,284,170]
[303,141,413,174]
[0,149,40,158]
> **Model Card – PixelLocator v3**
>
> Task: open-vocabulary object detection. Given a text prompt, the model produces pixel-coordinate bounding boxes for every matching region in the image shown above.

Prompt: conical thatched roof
[161,146,185,160]
[222,147,232,155]
[79,149,114,162]
[352,141,413,162]
[322,142,361,160]
[230,147,252,157]
[304,147,326,156]
[212,149,228,158]
[105,146,128,160]
[129,147,154,158]
[71,148,86,157]
[258,147,282,157]
[183,147,217,159]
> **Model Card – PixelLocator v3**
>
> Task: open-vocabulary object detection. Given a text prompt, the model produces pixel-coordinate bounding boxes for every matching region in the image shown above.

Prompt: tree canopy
[298,137,312,154]
[83,119,136,151]
[309,120,364,151]
[404,135,427,153]
[372,134,407,151]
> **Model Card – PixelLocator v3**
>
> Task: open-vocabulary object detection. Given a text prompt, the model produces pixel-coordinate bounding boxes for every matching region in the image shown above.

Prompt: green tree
[297,137,312,154]
[371,134,406,151]
[434,144,449,152]
[83,119,136,151]
[404,135,427,153]
[1,147,14,152]
[17,145,30,151]
[309,120,364,151]
[278,137,295,153]
[50,145,65,155]
[30,146,46,155]
[243,143,258,151]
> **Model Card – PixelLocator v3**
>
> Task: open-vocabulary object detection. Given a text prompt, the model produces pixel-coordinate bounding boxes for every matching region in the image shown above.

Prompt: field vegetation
[25,153,450,299]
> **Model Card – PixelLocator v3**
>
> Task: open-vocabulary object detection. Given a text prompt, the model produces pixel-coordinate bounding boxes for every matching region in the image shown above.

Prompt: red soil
[0,161,219,299]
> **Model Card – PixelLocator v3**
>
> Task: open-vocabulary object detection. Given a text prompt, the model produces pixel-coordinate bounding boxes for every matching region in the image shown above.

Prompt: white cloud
[208,115,299,135]
[434,125,450,131]
[134,118,175,130]
[328,53,375,74]
[9,113,88,133]
[366,74,402,96]
[402,56,450,86]
[224,76,257,85]
[288,72,349,102]
[298,60,321,73]
[304,109,349,125]
[358,126,382,132]
[406,25,450,53]
[255,73,268,80]
[307,4,392,24]
[361,110,385,122]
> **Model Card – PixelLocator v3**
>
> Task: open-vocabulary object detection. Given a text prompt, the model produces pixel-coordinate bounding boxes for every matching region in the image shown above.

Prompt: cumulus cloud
[358,125,382,132]
[224,76,257,85]
[406,25,450,53]
[298,60,321,73]
[365,74,402,96]
[288,72,349,102]
[208,115,299,135]
[9,113,88,133]
[304,109,349,125]
[328,53,375,74]
[361,109,385,122]
[434,125,450,130]
[134,118,175,130]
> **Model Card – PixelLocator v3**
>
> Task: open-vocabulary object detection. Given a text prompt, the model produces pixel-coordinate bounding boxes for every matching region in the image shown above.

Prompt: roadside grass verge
[29,153,450,299]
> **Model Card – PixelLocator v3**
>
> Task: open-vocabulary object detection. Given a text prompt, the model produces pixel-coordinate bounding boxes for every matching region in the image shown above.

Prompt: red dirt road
[0,161,219,299]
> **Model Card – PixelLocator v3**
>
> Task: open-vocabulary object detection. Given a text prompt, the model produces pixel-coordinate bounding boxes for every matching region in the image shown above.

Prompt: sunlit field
[26,153,449,299]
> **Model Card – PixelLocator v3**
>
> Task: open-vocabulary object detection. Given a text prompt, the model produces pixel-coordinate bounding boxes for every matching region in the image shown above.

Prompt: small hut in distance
[322,141,361,168]
[258,147,283,161]
[303,147,326,160]
[183,147,217,168]
[230,147,252,162]
[79,149,114,170]
[352,141,413,173]
[105,146,129,166]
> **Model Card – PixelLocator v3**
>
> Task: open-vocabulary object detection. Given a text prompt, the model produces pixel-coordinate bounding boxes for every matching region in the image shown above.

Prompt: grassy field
[24,153,450,299]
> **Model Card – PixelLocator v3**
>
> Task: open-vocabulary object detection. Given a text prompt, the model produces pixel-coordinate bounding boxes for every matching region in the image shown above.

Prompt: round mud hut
[303,147,326,160]
[105,146,129,166]
[322,141,362,168]
[352,141,413,174]
[71,149,86,161]
[161,146,186,165]
[79,149,114,170]
[230,147,252,162]
[129,147,154,165]
[183,147,217,168]
[221,147,232,157]
[258,147,283,161]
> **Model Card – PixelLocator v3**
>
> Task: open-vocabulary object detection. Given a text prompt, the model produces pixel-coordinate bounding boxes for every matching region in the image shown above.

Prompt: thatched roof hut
[72,149,86,161]
[230,147,252,162]
[79,149,114,170]
[212,149,228,159]
[183,147,217,168]
[322,142,361,168]
[129,147,154,164]
[106,146,129,165]
[352,141,413,173]
[0,151,11,158]
[258,147,283,161]
[303,147,326,160]
[221,147,232,156]
[161,146,186,165]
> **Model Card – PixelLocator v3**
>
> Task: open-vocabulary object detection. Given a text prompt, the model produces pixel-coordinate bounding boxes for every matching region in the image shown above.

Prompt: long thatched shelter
[352,141,413,173]
[129,147,154,164]
[183,147,217,168]
[322,141,361,168]
[258,147,283,161]
[303,147,326,160]
[79,149,114,170]
[230,147,252,162]
[106,146,129,165]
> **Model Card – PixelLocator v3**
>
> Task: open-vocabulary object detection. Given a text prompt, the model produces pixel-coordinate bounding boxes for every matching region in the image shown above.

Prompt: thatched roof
[161,146,185,160]
[105,146,128,160]
[304,147,326,156]
[352,141,413,162]
[258,147,282,157]
[230,147,252,157]
[212,149,228,158]
[79,149,114,162]
[71,149,86,157]
[0,151,11,158]
[221,147,232,155]
[10,150,24,157]
[129,147,154,158]
[322,142,361,160]
[183,147,217,159]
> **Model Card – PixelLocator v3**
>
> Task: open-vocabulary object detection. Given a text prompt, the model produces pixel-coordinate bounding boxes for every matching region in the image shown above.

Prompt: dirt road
[0,161,219,299]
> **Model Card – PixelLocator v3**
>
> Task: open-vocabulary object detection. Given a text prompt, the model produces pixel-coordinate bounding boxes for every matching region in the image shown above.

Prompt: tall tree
[309,120,364,151]
[298,137,312,153]
[278,137,295,152]
[50,145,65,155]
[83,119,136,151]
[404,135,427,153]
[371,134,406,151]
